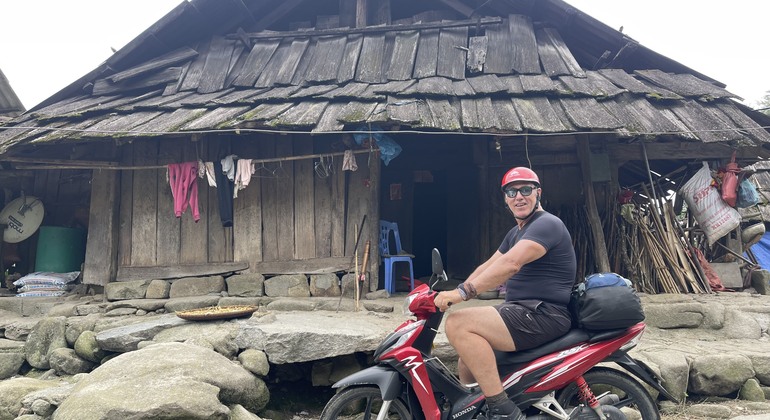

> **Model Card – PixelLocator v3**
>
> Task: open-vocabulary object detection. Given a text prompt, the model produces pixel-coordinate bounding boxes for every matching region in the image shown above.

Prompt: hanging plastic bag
[737,179,760,208]
[680,162,741,245]
[721,151,740,207]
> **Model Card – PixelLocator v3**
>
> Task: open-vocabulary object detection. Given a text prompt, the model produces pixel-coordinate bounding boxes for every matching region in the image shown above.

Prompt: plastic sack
[721,151,740,207]
[680,162,741,245]
[353,126,402,166]
[13,271,80,287]
[737,179,760,208]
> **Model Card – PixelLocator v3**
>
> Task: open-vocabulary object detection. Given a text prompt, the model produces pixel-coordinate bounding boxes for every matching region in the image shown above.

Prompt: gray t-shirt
[497,211,577,306]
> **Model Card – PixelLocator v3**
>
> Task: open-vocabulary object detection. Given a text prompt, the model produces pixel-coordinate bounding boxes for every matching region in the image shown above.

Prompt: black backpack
[569,273,645,331]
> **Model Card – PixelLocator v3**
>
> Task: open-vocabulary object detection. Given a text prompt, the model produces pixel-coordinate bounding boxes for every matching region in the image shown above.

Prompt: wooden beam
[232,17,503,40]
[251,256,353,275]
[116,262,249,281]
[437,0,474,17]
[577,137,611,273]
[1,156,119,166]
[609,142,770,163]
[253,0,305,32]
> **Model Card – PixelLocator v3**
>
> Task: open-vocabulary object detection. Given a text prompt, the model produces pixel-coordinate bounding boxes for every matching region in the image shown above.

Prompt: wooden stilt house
[1,0,768,293]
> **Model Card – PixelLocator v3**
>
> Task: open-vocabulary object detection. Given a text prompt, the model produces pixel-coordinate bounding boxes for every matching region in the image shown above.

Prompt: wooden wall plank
[83,170,120,286]
[233,138,263,270]
[130,141,158,266]
[294,136,315,259]
[179,141,208,263]
[260,138,279,261]
[331,150,347,257]
[156,139,183,266]
[118,144,133,267]
[483,21,511,74]
[314,144,334,258]
[276,138,295,260]
[367,151,380,292]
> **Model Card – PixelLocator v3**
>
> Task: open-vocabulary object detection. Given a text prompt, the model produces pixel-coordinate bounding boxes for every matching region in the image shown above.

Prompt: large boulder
[53,342,269,419]
[264,275,310,298]
[0,378,58,420]
[689,354,755,396]
[169,276,225,298]
[104,280,151,301]
[226,273,265,297]
[24,317,68,369]
[95,314,187,352]
[0,339,25,380]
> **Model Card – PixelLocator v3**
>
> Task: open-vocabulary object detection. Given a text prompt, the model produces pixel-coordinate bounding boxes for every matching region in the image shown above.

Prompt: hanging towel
[167,162,200,222]
[221,155,237,181]
[204,162,217,187]
[342,150,358,171]
[234,159,255,198]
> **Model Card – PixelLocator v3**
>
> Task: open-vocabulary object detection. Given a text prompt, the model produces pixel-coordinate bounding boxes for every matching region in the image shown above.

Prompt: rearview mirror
[431,248,447,282]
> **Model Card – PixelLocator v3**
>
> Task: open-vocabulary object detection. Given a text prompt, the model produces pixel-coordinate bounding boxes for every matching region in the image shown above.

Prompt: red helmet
[501,167,540,190]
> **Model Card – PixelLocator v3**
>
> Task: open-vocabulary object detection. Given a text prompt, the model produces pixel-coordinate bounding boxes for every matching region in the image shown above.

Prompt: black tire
[556,368,660,420]
[319,386,412,420]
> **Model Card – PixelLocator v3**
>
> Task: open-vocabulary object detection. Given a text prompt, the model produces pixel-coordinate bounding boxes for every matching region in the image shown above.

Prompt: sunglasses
[504,186,538,198]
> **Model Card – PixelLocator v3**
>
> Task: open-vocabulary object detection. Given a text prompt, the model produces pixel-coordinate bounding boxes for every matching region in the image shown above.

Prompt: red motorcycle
[321,249,677,420]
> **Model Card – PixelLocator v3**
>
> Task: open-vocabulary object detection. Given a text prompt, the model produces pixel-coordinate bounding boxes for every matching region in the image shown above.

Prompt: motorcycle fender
[609,352,680,404]
[332,365,402,401]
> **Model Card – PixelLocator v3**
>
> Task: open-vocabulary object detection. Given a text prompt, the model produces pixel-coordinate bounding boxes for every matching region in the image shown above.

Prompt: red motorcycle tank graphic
[320,249,676,420]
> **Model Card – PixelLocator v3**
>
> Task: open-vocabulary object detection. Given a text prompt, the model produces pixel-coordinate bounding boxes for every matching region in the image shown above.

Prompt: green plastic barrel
[34,226,87,272]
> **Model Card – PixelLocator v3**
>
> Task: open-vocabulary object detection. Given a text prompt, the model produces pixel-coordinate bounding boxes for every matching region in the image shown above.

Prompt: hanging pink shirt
[168,162,200,222]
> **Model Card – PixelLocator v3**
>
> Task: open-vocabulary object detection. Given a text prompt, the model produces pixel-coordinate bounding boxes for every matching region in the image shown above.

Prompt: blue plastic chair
[379,220,415,294]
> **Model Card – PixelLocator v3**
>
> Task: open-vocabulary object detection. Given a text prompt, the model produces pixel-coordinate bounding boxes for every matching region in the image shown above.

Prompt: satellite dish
[0,196,44,243]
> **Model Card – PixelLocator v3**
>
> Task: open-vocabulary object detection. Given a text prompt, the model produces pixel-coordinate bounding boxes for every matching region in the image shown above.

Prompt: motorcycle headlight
[403,293,417,316]
[374,320,424,361]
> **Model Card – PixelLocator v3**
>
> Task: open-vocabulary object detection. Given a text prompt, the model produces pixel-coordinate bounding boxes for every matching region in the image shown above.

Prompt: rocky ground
[2,283,770,419]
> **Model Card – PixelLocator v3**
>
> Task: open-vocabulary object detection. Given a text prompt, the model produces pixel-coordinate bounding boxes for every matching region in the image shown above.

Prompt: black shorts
[494,300,572,351]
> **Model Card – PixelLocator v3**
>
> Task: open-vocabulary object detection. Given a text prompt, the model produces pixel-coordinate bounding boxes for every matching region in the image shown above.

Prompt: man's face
[503,181,540,218]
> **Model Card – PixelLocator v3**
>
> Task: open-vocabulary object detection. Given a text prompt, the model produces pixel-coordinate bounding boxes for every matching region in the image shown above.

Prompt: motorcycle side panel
[332,365,402,401]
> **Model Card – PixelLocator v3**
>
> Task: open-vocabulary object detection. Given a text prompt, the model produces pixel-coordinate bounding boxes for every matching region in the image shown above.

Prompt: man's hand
[434,289,462,312]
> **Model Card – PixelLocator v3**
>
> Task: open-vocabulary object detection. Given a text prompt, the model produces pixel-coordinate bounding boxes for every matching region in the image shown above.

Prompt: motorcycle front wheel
[320,386,412,420]
[556,368,660,420]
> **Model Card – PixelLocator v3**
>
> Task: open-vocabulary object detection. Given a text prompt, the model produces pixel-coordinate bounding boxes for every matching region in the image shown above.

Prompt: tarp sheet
[748,231,770,270]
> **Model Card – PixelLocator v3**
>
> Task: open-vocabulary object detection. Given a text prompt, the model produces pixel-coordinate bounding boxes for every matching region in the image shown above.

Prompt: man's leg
[445,306,516,397]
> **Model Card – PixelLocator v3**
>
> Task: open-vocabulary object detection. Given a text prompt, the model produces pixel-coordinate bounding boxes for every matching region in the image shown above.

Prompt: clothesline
[11,148,378,171]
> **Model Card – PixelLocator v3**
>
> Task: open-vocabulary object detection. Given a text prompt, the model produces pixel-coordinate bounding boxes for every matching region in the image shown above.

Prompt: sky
[1,1,768,110]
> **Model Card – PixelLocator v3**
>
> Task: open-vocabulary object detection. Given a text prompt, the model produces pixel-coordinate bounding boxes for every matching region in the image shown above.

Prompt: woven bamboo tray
[175,305,258,321]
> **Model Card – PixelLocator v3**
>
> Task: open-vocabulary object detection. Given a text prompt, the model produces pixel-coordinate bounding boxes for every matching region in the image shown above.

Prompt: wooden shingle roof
[1,13,768,153]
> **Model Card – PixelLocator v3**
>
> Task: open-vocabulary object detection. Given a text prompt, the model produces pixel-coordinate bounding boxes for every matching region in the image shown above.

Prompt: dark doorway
[411,170,447,279]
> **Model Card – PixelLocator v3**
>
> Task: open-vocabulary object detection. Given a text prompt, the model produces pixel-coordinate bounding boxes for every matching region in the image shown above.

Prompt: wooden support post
[577,138,611,273]
[83,170,121,286]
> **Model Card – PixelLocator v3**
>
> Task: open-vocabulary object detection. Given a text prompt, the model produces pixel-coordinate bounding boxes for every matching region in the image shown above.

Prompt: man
[434,167,576,420]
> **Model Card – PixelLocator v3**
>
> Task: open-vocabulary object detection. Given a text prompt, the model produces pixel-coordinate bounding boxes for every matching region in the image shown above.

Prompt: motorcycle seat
[494,329,591,365]
[493,327,631,366]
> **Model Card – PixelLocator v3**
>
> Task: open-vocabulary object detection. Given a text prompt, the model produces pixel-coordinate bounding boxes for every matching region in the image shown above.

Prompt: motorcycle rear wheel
[320,386,411,420]
[556,368,660,420]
